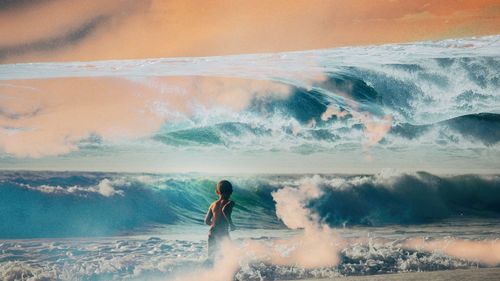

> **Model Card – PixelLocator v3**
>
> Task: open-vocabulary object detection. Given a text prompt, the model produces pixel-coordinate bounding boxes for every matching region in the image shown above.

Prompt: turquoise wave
[1,171,500,238]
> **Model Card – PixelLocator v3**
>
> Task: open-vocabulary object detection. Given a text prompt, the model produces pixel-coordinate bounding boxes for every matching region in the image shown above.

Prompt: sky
[1,0,499,174]
[1,0,499,63]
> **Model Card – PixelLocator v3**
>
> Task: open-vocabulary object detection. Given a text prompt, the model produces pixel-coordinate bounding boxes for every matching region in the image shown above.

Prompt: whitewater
[0,171,499,280]
[1,36,500,280]
[1,35,499,126]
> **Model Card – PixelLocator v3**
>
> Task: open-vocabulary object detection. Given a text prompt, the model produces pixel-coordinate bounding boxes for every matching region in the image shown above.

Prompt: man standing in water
[204,180,236,261]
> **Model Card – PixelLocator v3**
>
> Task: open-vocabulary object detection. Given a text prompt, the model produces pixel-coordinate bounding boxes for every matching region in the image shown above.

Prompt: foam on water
[2,36,499,124]
[1,36,500,280]
[1,36,499,161]
[0,227,496,281]
[0,171,499,280]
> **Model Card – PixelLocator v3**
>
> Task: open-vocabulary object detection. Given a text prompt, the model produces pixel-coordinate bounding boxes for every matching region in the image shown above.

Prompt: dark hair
[216,180,233,197]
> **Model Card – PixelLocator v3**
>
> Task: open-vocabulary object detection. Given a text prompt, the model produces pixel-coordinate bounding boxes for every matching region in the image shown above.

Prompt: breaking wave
[1,171,499,238]
[1,36,499,155]
[302,172,500,226]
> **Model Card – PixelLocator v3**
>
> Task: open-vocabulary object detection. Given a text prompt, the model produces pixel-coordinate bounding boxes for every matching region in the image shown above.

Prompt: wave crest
[290,172,500,226]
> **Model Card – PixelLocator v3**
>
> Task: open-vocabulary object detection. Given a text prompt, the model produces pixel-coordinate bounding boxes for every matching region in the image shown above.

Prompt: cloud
[0,0,143,49]
[0,77,289,157]
[0,15,109,60]
[0,0,52,11]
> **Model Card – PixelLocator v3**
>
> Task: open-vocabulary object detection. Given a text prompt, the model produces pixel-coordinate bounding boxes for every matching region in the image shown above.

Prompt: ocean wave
[1,171,499,238]
[152,112,500,154]
[1,36,499,158]
[147,49,500,152]
[0,176,178,238]
[294,172,500,226]
[2,37,498,127]
[0,172,281,238]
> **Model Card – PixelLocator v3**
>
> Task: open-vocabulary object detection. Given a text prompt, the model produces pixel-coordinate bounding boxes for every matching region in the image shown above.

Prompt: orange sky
[1,0,499,63]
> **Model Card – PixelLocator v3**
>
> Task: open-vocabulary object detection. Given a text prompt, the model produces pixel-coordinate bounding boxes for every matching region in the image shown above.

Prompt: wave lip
[1,35,499,81]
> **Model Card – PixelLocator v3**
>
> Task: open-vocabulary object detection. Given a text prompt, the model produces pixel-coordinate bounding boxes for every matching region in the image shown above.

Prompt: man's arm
[204,204,213,225]
[222,201,236,230]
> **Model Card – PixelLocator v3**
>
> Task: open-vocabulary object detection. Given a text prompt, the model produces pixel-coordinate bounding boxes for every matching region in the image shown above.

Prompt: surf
[1,171,500,239]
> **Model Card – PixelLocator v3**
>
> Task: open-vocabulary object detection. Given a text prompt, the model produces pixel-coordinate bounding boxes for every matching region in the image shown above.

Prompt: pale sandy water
[1,221,499,281]
[290,268,500,281]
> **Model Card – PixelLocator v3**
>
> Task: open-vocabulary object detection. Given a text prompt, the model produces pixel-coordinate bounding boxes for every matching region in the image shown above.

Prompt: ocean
[1,35,499,280]
[0,171,499,280]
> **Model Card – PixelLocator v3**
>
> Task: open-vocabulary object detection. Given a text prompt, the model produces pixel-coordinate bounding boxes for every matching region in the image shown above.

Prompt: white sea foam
[0,228,495,281]
[18,178,125,197]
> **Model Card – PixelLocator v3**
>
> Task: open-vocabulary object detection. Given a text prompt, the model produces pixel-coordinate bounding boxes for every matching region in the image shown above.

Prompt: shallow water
[1,221,498,281]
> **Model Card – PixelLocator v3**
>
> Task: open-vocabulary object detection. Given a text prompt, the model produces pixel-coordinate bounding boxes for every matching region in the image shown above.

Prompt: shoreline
[290,268,500,281]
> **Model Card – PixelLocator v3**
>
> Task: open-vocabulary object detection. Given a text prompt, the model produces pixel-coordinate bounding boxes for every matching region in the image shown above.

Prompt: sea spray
[171,176,345,281]
[404,237,500,266]
[271,175,344,267]
[169,174,500,280]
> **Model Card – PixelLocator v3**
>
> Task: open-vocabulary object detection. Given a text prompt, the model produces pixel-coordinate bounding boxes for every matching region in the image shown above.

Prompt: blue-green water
[0,171,499,280]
